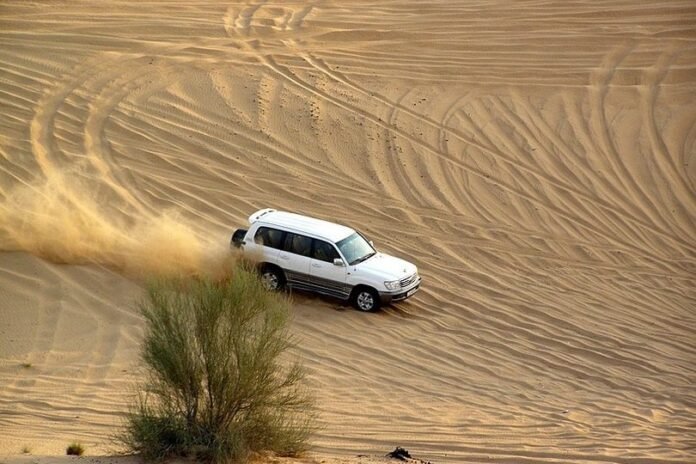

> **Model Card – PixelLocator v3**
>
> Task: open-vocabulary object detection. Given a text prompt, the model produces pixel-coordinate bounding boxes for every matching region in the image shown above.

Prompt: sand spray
[0,174,235,278]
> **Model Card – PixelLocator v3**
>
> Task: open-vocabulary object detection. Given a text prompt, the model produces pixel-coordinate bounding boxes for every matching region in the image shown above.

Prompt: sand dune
[1,1,695,463]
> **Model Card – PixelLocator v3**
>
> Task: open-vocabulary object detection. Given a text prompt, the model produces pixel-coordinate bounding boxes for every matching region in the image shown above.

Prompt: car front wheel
[353,288,380,312]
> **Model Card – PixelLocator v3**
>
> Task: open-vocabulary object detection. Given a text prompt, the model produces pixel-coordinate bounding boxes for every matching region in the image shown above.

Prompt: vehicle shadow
[287,288,416,319]
[286,288,350,312]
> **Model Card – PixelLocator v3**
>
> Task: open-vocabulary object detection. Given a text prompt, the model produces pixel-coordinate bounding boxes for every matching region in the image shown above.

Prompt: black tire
[352,287,380,312]
[260,266,285,291]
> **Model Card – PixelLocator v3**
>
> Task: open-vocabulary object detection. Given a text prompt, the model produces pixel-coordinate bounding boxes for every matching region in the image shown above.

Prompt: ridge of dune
[1,1,695,463]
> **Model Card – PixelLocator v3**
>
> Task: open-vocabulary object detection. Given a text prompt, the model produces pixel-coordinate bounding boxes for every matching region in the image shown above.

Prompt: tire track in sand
[28,52,155,215]
[253,53,695,265]
[300,50,696,256]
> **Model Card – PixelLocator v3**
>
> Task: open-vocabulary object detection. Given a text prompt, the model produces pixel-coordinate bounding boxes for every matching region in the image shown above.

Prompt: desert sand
[0,1,695,463]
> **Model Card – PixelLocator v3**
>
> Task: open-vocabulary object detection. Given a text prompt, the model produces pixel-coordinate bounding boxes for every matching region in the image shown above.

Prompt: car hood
[354,252,417,280]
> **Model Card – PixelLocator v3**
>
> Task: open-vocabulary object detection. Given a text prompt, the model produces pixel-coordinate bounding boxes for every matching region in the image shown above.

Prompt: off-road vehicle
[231,209,421,311]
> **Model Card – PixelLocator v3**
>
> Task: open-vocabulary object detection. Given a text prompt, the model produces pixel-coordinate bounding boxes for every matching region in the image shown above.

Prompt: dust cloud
[0,175,235,278]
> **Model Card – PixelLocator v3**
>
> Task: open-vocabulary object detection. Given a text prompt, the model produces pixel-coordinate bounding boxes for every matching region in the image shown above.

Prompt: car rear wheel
[353,287,380,312]
[261,267,284,291]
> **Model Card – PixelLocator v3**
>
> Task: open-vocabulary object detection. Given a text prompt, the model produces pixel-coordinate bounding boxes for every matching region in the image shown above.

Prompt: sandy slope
[1,1,695,463]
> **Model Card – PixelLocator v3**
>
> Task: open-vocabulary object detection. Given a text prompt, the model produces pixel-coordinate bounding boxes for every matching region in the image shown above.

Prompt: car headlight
[384,280,401,291]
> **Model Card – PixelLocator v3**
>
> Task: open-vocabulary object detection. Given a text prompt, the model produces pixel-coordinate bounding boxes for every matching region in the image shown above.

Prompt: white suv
[231,209,421,311]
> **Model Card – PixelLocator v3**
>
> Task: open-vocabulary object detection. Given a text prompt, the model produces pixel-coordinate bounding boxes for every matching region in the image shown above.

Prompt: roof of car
[251,209,355,243]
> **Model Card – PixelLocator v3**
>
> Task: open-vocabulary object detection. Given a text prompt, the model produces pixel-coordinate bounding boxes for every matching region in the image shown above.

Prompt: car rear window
[254,227,285,249]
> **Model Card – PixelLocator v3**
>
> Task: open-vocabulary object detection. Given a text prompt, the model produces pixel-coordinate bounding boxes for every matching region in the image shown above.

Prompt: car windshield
[336,232,375,265]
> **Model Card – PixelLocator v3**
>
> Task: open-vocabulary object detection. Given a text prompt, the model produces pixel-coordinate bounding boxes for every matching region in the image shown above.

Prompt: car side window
[283,232,313,257]
[312,239,339,263]
[254,227,285,249]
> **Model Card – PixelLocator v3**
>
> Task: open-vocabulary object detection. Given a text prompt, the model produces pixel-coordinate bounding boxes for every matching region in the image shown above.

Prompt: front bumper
[379,277,422,304]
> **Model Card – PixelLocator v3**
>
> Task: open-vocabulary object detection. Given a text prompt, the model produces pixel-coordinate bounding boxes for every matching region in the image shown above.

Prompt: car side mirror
[333,258,344,267]
[369,240,374,247]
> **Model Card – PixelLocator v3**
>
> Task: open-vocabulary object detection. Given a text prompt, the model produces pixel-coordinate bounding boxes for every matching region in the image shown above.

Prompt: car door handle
[311,263,321,268]
[280,254,290,260]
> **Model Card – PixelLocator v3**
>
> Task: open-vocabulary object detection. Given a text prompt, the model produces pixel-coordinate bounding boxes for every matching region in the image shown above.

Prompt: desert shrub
[119,262,314,463]
[66,442,84,456]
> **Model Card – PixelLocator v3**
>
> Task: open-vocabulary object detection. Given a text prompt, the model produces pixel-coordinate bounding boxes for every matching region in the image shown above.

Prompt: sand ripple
[0,1,694,462]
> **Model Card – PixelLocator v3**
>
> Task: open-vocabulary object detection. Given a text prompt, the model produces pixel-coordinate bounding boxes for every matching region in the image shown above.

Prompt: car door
[249,226,283,264]
[278,232,313,287]
[309,239,349,298]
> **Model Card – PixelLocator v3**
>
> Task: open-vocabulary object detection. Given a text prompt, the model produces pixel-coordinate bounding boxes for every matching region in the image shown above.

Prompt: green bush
[119,262,314,463]
[66,442,84,456]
